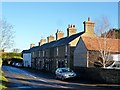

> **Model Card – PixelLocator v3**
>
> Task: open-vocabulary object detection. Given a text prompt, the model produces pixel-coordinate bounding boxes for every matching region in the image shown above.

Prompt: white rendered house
[23,50,32,67]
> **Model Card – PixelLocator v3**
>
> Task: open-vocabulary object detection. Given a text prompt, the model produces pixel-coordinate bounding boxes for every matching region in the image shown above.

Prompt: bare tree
[94,17,113,68]
[0,19,14,68]
[12,48,21,53]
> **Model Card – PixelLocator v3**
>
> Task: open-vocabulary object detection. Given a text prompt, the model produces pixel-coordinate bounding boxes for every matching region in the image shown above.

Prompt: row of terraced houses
[22,17,120,72]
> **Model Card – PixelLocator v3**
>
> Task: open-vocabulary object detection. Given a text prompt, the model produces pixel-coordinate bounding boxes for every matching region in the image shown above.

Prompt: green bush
[0,70,8,89]
[2,52,22,59]
[2,52,23,65]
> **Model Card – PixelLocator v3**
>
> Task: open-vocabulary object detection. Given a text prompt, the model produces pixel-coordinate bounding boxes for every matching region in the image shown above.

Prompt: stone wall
[74,67,120,84]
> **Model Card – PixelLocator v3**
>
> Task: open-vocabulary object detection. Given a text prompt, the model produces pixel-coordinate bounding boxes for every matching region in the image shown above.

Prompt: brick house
[24,23,84,72]
[74,18,120,68]
[22,17,119,72]
[22,17,96,72]
[22,44,36,67]
[74,36,120,67]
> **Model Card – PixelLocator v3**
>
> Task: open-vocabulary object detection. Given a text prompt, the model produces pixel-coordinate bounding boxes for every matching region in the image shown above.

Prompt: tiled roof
[53,32,84,47]
[82,36,120,53]
[22,31,84,53]
[22,46,40,53]
[22,50,30,53]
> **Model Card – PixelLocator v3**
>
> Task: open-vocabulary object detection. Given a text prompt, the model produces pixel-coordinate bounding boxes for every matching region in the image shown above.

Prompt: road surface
[2,66,120,90]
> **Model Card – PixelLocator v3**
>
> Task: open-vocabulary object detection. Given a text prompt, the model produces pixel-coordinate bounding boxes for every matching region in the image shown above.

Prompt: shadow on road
[2,66,120,90]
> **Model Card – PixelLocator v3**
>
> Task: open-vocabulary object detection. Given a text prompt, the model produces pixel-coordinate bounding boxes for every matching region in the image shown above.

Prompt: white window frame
[39,51,40,57]
[43,50,45,57]
[57,47,58,56]
[65,45,67,55]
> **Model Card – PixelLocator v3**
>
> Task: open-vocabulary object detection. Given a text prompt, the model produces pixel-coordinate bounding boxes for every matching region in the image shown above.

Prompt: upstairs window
[65,45,67,55]
[57,47,58,56]
[32,52,35,57]
[43,51,45,57]
[39,51,40,57]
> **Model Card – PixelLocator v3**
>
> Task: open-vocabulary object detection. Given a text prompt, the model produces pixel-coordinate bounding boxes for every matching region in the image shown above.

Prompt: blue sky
[1,2,118,51]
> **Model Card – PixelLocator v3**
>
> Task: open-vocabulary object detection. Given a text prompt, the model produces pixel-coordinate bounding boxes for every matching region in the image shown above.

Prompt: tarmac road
[2,66,120,90]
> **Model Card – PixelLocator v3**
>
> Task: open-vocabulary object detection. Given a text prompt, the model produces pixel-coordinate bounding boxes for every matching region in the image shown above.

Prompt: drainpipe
[67,44,70,68]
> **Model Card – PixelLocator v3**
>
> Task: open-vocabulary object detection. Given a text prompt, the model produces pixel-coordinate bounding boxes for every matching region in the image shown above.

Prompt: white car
[55,68,76,80]
[15,63,23,67]
[105,61,120,69]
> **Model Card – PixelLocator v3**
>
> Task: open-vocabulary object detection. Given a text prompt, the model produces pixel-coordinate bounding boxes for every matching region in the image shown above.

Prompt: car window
[113,65,116,67]
[62,68,73,72]
[56,70,59,72]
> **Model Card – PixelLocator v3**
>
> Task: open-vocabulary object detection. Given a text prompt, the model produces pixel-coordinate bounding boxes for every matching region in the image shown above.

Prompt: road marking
[26,74,48,83]
[54,84,71,88]
[38,79,48,82]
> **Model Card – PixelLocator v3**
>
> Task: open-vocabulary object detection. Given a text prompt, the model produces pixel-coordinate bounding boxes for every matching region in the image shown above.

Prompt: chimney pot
[68,24,71,28]
[67,24,77,37]
[88,17,90,21]
[73,25,75,27]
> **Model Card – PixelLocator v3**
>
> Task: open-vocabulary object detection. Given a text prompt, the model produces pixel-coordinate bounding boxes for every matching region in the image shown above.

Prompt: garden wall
[74,67,120,84]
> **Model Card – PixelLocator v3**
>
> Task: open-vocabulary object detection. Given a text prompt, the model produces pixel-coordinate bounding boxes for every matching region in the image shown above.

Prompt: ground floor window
[94,57,103,67]
[58,60,66,68]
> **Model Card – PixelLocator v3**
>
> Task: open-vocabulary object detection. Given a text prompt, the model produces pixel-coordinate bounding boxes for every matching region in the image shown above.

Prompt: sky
[1,0,120,2]
[1,1,119,52]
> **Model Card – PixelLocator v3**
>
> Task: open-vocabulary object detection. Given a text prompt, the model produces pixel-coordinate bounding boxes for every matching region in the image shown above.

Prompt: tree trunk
[0,52,2,69]
[103,58,106,68]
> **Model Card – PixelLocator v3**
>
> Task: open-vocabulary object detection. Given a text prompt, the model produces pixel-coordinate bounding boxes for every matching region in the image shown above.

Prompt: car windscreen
[62,69,73,72]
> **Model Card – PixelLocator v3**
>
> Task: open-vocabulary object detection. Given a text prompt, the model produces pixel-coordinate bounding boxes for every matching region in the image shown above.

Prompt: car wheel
[61,76,65,80]
[55,75,58,79]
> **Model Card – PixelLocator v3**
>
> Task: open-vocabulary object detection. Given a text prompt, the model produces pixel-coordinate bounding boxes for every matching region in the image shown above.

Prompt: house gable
[74,37,87,67]
[23,53,31,67]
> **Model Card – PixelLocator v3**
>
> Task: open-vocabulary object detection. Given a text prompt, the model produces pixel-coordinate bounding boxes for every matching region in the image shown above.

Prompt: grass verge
[0,70,8,89]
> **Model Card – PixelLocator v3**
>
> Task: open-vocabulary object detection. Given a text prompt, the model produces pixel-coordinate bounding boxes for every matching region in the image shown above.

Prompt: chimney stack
[67,24,76,37]
[56,29,64,40]
[30,43,35,48]
[47,35,54,43]
[39,38,46,46]
[83,17,95,34]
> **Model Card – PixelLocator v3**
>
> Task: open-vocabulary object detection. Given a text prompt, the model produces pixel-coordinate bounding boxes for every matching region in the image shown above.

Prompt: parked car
[12,62,16,66]
[55,68,76,80]
[15,63,23,67]
[12,62,23,67]
[105,61,120,69]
